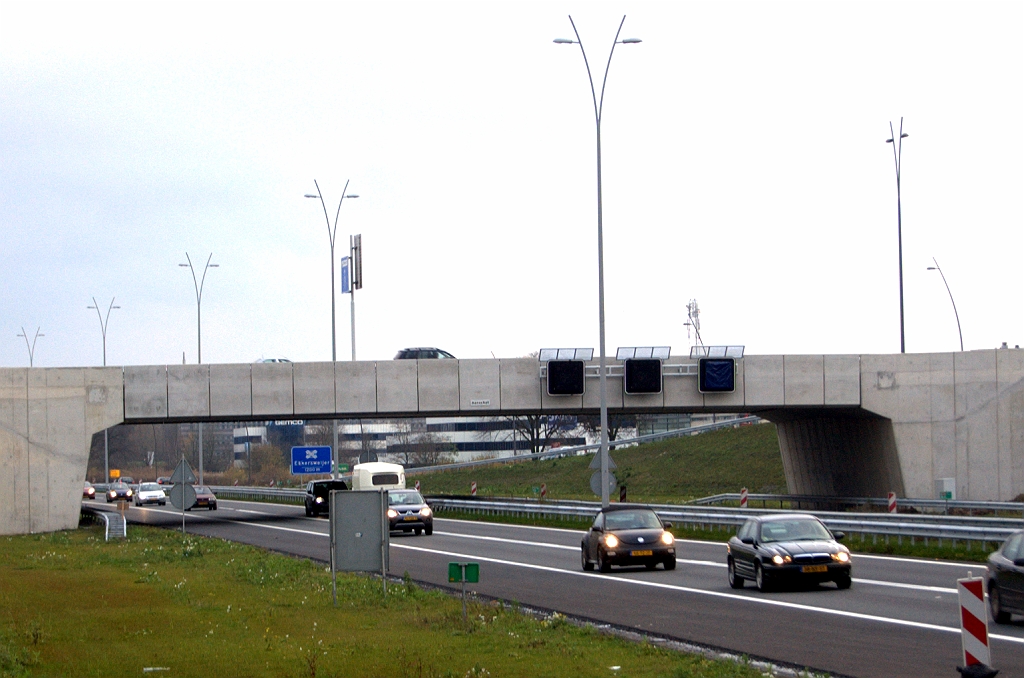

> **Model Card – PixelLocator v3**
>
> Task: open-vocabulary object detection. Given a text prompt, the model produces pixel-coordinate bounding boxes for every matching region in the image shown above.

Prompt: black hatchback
[581,504,676,572]
[304,479,349,517]
[727,514,851,591]
[987,529,1024,623]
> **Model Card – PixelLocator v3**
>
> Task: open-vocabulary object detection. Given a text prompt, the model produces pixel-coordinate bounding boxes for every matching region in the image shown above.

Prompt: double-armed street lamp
[180,253,218,484]
[88,297,120,483]
[305,181,360,479]
[927,258,963,352]
[17,327,44,367]
[554,16,641,508]
[886,118,909,353]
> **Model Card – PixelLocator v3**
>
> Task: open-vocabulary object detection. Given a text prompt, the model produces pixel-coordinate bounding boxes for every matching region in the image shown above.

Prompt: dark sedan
[387,489,433,535]
[105,482,133,503]
[581,504,676,572]
[304,479,349,517]
[187,486,217,510]
[727,514,851,591]
[987,529,1024,623]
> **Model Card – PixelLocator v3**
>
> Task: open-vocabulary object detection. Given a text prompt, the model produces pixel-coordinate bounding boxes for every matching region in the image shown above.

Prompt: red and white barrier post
[957,575,992,669]
[540,483,547,500]
[740,487,748,509]
[887,491,897,513]
[470,481,477,496]
[414,480,420,492]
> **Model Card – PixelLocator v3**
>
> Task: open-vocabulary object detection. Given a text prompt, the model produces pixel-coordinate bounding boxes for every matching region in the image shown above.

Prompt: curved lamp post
[886,118,909,353]
[927,258,963,352]
[555,16,641,508]
[87,297,120,483]
[305,181,359,480]
[17,327,44,367]
[180,253,218,485]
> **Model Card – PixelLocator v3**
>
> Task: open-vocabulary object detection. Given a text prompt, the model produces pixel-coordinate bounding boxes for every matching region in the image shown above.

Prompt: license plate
[801,564,828,573]
[403,516,417,521]
[631,550,653,557]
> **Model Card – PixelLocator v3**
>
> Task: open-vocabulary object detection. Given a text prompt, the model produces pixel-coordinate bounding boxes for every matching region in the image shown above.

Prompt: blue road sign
[340,256,351,294]
[291,446,333,474]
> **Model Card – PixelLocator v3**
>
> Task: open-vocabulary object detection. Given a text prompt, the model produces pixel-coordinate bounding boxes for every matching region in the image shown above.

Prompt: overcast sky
[2,1,1021,369]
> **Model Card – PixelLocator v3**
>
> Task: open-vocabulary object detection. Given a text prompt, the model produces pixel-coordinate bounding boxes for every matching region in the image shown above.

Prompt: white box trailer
[350,462,405,491]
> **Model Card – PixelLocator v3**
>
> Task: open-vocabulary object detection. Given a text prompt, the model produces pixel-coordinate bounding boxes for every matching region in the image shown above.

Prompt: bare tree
[576,413,637,443]
[499,414,578,455]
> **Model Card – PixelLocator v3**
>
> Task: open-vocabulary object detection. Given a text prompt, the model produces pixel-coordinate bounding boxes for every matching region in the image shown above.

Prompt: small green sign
[448,562,480,583]
[336,463,350,473]
[940,491,953,499]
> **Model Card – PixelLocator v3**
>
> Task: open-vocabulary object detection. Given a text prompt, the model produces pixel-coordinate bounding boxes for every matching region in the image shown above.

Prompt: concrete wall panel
[459,360,500,412]
[294,362,335,416]
[124,365,167,419]
[168,365,210,418]
[500,359,541,412]
[583,359,624,411]
[252,362,294,417]
[956,351,999,500]
[210,364,252,418]
[376,361,418,413]
[662,362,704,409]
[784,355,824,406]
[336,362,377,414]
[418,359,460,412]
[824,355,860,405]
[744,355,784,406]
[998,350,1024,500]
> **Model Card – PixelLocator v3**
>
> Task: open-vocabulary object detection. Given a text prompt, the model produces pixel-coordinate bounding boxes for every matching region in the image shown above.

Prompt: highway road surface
[96,498,1024,677]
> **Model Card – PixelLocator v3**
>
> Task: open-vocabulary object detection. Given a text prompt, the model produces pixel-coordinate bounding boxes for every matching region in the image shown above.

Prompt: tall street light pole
[886,118,909,353]
[17,327,44,367]
[927,257,963,352]
[180,253,218,485]
[555,16,641,508]
[88,297,120,484]
[306,181,359,479]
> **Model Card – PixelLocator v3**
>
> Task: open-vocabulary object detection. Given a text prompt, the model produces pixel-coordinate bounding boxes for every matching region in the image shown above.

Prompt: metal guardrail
[209,486,304,503]
[404,416,762,476]
[82,506,126,540]
[692,492,1024,516]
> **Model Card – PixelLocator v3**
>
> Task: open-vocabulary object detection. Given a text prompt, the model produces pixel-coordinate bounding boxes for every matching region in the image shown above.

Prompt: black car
[304,479,349,517]
[581,504,676,572]
[387,489,433,535]
[394,347,456,360]
[987,529,1024,623]
[727,514,851,591]
[106,482,133,502]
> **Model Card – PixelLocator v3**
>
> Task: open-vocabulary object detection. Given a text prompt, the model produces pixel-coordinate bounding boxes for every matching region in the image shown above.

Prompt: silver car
[134,482,167,506]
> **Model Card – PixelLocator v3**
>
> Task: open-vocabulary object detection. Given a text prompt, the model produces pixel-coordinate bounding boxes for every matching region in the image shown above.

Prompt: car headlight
[771,554,792,566]
[126,490,133,496]
[831,551,850,563]
[660,531,675,545]
[419,507,432,517]
[387,509,398,518]
[604,534,619,548]
[315,496,324,503]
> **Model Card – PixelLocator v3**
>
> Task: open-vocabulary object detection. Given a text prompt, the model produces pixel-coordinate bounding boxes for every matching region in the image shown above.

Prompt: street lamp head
[927,266,938,271]
[178,263,189,267]
[901,133,909,138]
[209,264,219,268]
[304,194,319,199]
[886,138,894,143]
[553,38,576,44]
[619,38,642,43]
[344,194,359,199]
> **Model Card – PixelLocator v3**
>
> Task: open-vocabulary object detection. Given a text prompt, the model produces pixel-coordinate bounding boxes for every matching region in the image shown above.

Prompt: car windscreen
[388,491,424,506]
[139,483,160,491]
[759,519,832,543]
[603,510,662,530]
[313,482,348,497]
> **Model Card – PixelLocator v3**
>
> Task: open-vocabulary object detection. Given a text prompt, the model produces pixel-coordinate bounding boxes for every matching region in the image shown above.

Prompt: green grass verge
[415,424,786,503]
[0,521,771,678]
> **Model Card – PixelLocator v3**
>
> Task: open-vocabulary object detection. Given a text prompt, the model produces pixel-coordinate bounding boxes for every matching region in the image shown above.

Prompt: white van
[349,462,405,491]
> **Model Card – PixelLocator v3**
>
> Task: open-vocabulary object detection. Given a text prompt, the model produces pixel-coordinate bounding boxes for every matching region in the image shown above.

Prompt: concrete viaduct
[2,348,1022,535]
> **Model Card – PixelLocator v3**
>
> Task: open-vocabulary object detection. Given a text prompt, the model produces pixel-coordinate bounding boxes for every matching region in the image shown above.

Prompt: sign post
[448,562,480,620]
[169,457,197,535]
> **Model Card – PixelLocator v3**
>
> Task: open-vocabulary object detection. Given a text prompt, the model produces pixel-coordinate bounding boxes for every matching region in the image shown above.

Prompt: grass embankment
[0,522,767,678]
[415,424,786,504]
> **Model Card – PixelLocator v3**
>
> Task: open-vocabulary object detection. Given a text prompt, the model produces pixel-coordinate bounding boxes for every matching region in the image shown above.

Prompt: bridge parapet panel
[377,360,418,413]
[252,361,293,416]
[499,358,541,411]
[336,362,376,414]
[458,359,500,412]
[743,356,785,406]
[125,365,168,419]
[294,362,335,416]
[784,355,824,405]
[210,363,252,417]
[824,355,860,405]
[168,364,210,418]
[418,358,459,412]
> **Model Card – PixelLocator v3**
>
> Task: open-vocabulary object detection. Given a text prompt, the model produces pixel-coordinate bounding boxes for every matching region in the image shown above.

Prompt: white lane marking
[432,531,958,593]
[391,542,1024,646]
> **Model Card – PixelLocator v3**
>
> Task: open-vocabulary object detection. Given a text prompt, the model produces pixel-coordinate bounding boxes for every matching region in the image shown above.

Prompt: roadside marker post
[414,480,420,492]
[448,562,480,620]
[470,481,477,496]
[957,575,995,673]
[740,487,748,509]
[888,491,897,514]
[540,483,547,500]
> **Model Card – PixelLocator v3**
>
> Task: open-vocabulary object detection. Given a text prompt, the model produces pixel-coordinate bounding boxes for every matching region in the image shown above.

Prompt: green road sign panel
[464,563,479,583]
[448,562,462,583]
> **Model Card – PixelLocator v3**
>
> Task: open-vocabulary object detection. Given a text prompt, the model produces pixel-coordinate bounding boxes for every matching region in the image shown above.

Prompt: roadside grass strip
[0,523,770,678]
